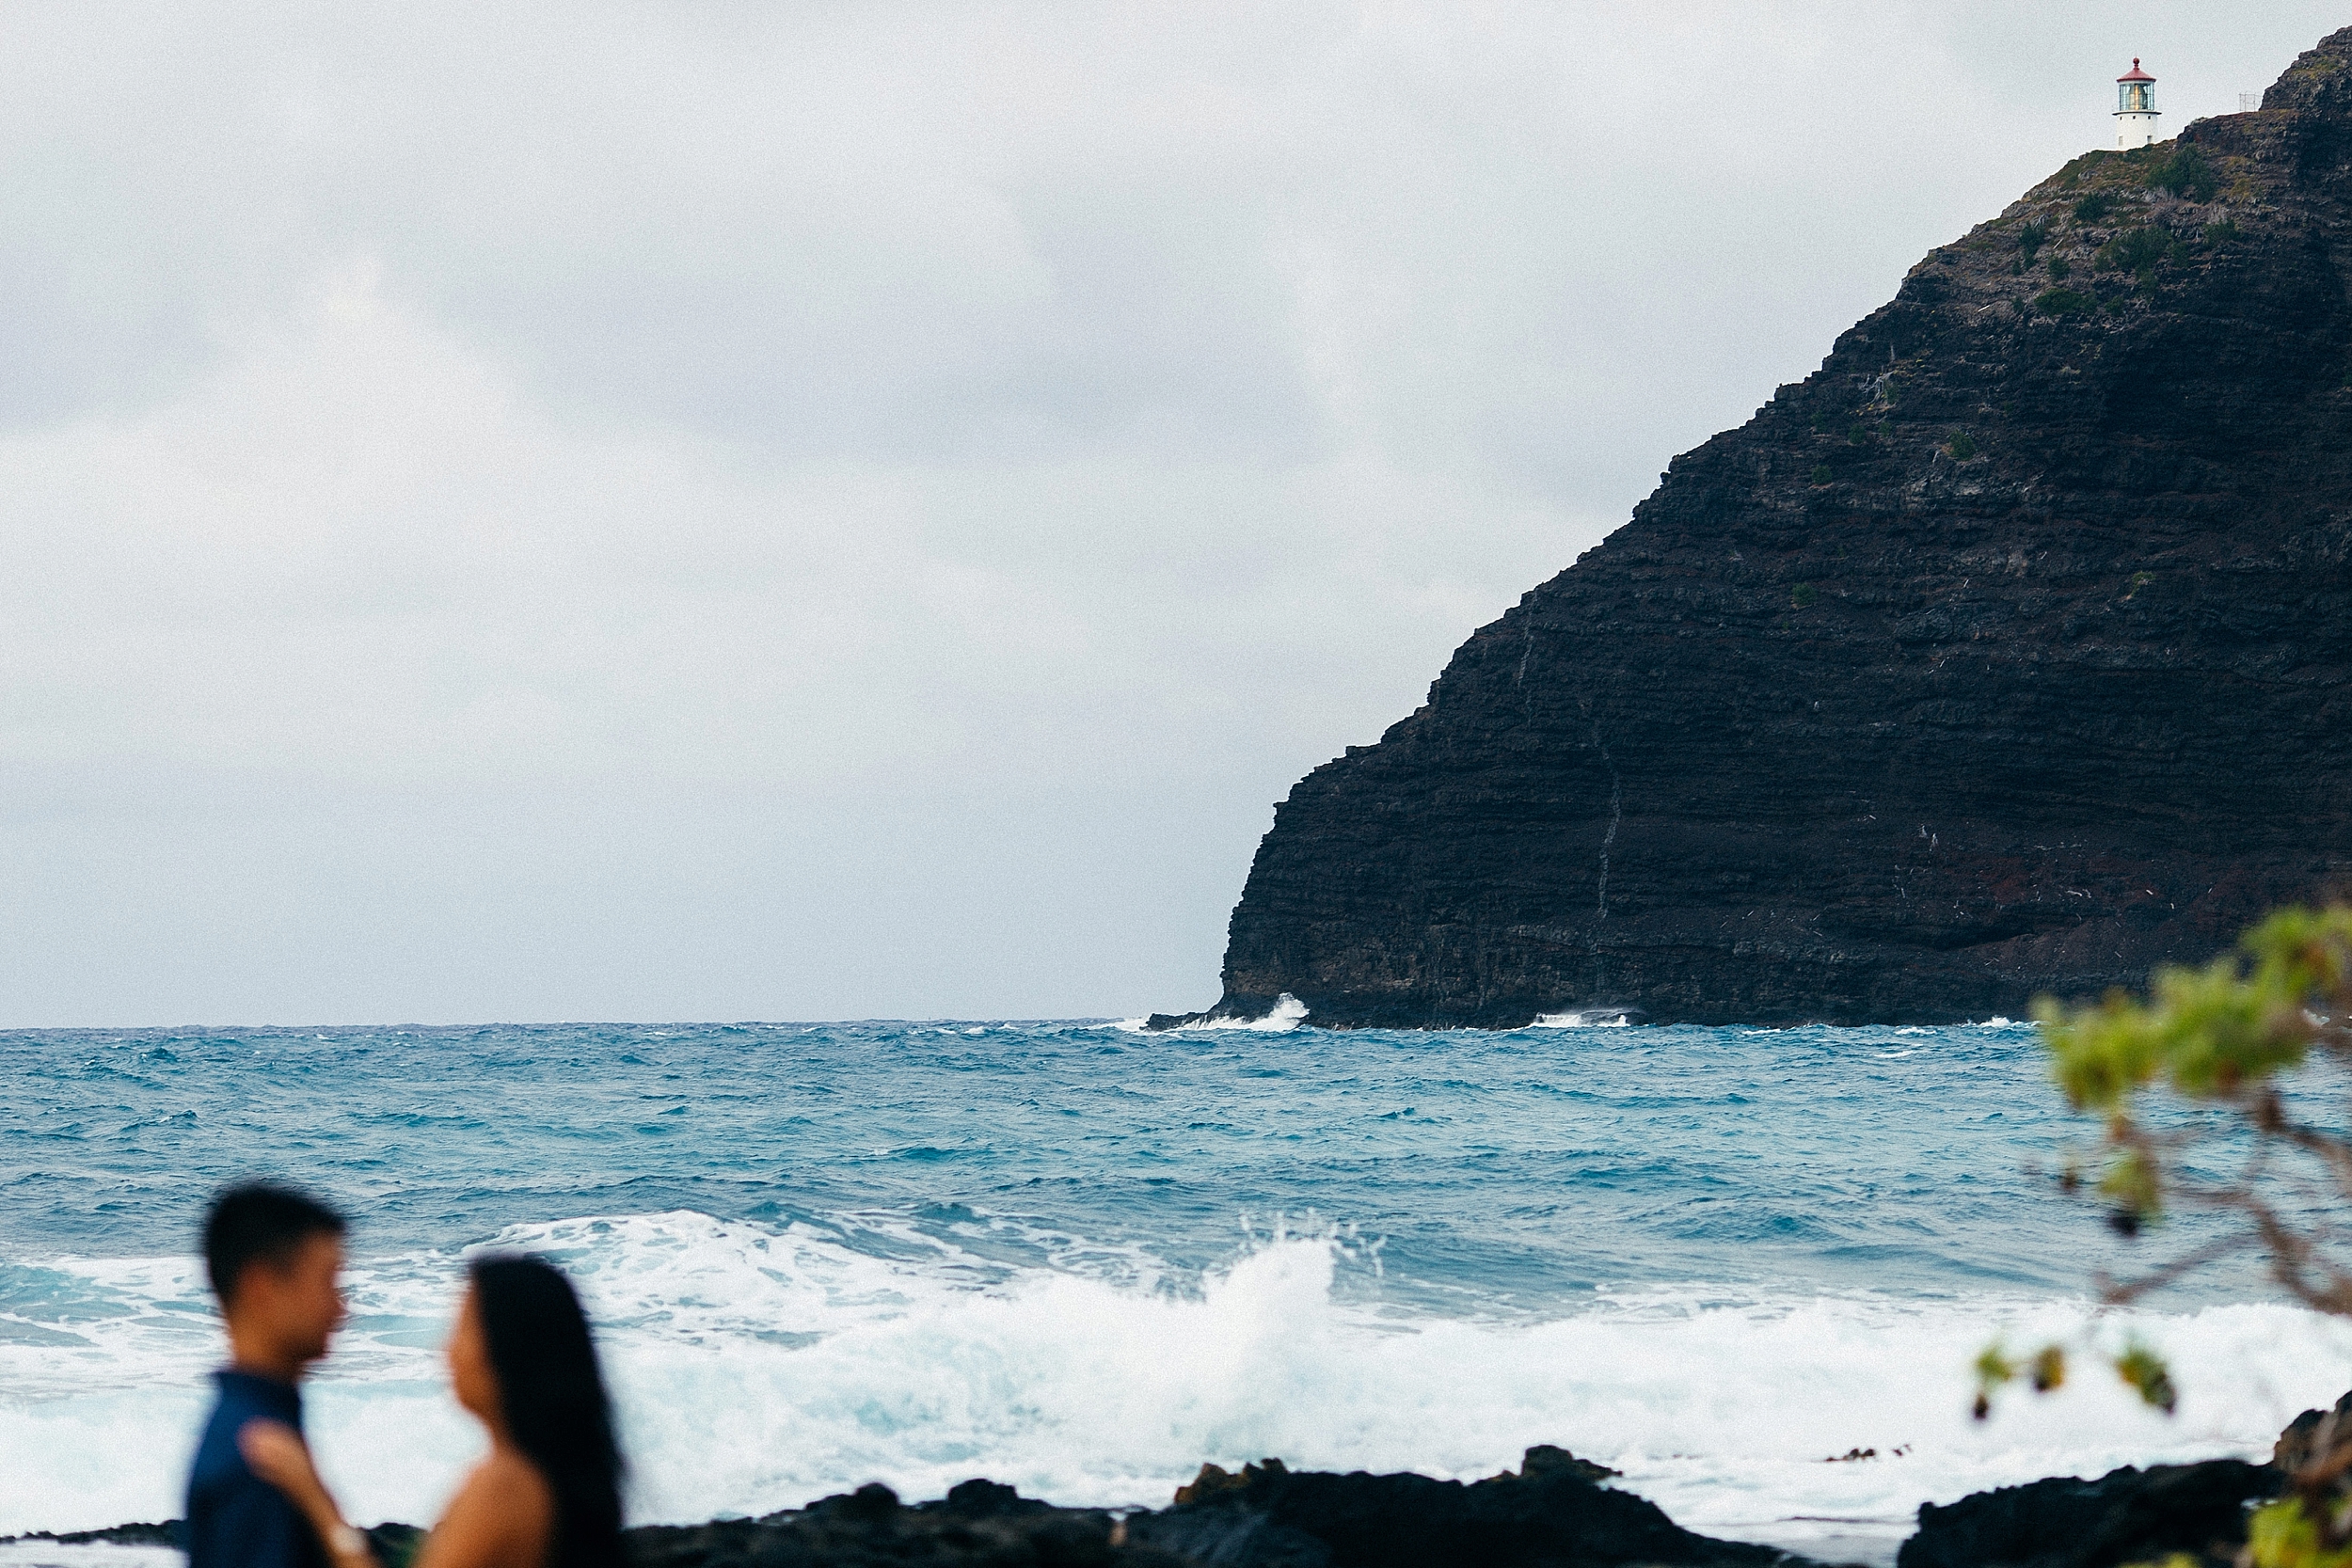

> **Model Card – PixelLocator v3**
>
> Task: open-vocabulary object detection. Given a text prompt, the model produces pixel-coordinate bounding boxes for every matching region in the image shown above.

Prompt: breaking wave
[4,1213,2348,1553]
[1118,992,1311,1033]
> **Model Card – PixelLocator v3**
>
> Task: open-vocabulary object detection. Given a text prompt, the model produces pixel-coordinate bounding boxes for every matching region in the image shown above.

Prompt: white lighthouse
[2116,58,2158,149]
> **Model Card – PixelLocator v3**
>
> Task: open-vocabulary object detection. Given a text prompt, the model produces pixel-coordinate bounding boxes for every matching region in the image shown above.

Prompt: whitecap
[1117,994,1311,1034]
[9,1215,2350,1544]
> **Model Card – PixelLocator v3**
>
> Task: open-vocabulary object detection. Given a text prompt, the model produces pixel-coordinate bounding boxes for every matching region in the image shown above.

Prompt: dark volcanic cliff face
[1198,32,2352,1028]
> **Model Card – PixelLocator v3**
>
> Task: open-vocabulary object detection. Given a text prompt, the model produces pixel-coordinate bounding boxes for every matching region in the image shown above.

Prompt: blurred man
[185,1182,356,1568]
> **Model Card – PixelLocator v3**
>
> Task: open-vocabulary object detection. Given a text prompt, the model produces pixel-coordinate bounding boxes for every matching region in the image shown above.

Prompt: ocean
[2,1017,2344,1564]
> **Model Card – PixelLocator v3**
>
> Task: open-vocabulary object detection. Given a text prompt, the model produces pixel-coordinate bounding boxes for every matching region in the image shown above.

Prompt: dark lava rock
[367,1523,428,1567]
[0,1521,185,1548]
[1895,1460,2283,1568]
[1172,24,2352,1028]
[1518,1443,1625,1485]
[23,1450,1789,1568]
[623,1481,1182,1568]
[2274,1387,2352,1471]
[617,1456,1813,1568]
[1128,1453,1802,1568]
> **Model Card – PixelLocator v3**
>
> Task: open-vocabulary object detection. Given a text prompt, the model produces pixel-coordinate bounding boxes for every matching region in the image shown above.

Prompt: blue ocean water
[3,1018,2344,1556]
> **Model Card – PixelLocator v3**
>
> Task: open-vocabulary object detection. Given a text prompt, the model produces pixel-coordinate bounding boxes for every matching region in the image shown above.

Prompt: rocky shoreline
[8,1421,2320,1568]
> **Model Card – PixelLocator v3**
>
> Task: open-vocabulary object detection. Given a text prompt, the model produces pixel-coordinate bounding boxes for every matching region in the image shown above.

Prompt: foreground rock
[14,1451,1816,1568]
[21,1434,2313,1568]
[1126,1453,1796,1568]
[0,1522,183,1549]
[624,1480,1171,1568]
[625,1453,1814,1568]
[1169,24,2352,1028]
[0,1522,423,1562]
[2274,1387,2352,1472]
[1896,1459,2283,1568]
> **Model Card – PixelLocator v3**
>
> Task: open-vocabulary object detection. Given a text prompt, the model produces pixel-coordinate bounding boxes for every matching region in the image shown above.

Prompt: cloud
[0,1,2343,1021]
[0,255,1573,1021]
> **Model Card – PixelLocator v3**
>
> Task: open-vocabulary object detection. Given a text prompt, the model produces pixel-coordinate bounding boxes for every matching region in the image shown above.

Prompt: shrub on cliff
[2035,287,2098,317]
[2074,190,2116,224]
[2150,145,2220,202]
[2098,226,2181,279]
[2018,221,2048,264]
[1985,906,2352,1568]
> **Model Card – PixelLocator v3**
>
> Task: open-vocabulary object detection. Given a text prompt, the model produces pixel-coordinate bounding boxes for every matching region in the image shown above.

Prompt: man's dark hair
[202,1182,346,1305]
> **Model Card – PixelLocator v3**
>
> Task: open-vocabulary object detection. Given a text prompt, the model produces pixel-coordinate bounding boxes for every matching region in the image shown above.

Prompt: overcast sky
[1,2,2336,1025]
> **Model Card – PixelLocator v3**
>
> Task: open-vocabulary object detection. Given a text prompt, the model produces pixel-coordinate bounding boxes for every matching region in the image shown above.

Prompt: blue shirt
[185,1369,327,1568]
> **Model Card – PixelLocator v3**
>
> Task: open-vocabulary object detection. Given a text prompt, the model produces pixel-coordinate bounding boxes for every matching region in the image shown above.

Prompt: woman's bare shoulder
[414,1450,557,1568]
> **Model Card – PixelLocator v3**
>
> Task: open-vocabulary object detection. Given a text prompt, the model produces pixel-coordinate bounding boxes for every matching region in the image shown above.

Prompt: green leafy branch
[2040,904,2352,1308]
[1994,905,2352,1566]
[1971,1334,2176,1422]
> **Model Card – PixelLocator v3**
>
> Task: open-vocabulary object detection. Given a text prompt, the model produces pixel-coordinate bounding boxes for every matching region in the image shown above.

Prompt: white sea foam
[6,1213,2348,1552]
[1116,993,1311,1033]
[1533,1011,1633,1028]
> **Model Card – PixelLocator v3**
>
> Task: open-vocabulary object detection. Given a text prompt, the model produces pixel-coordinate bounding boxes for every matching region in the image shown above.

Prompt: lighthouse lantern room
[2116,58,2158,150]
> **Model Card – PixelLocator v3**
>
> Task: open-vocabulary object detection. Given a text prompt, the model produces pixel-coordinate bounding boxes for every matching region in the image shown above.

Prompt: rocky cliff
[1179,30,2352,1029]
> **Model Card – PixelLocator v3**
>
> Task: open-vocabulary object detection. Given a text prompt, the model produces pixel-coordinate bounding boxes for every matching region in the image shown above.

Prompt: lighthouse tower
[2116,58,2158,149]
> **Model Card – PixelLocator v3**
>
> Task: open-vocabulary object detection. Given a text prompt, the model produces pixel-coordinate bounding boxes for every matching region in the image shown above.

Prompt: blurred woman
[244,1253,623,1568]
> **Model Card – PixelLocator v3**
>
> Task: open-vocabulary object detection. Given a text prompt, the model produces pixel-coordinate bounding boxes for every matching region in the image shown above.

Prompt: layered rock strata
[1176,28,2352,1028]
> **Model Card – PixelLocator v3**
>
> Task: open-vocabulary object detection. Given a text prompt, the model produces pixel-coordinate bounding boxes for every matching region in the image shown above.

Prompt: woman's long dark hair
[469,1254,624,1568]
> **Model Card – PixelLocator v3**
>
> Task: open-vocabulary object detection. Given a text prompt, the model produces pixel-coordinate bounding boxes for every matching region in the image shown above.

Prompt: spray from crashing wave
[5,1212,2349,1556]
[1120,992,1311,1033]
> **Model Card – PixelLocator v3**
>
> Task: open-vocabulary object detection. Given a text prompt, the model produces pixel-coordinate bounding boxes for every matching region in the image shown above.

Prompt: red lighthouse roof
[2118,57,2154,83]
